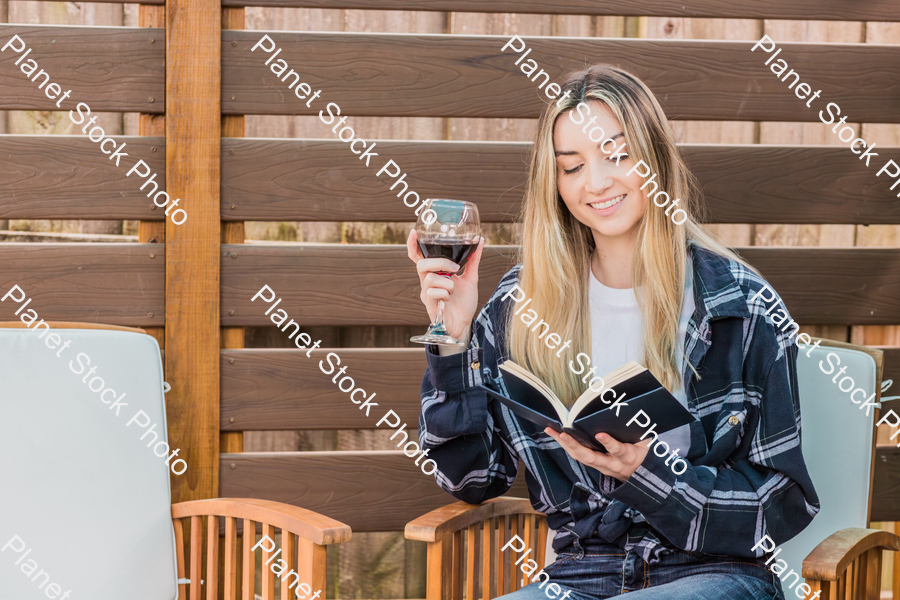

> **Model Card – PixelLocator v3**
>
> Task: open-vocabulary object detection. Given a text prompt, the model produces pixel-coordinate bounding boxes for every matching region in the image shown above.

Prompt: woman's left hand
[545,428,652,482]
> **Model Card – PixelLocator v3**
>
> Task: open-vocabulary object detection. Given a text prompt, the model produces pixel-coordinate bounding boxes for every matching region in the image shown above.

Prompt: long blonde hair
[509,65,755,405]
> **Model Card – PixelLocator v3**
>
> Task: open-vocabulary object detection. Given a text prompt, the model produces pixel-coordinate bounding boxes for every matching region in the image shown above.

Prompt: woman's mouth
[588,194,626,212]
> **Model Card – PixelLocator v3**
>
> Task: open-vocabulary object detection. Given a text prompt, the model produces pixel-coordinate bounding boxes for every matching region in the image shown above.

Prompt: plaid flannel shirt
[418,243,820,562]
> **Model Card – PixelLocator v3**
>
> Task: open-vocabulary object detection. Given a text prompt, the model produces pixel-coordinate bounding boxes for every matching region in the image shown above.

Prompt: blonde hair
[509,65,756,406]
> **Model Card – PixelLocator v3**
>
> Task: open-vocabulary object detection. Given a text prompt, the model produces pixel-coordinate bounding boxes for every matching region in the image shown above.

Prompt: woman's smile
[588,193,627,215]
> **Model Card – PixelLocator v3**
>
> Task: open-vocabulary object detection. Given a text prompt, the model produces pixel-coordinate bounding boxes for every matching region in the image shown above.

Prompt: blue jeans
[499,543,784,600]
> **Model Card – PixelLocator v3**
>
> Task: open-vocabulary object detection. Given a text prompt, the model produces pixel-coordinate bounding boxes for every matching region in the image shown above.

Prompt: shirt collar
[688,240,751,323]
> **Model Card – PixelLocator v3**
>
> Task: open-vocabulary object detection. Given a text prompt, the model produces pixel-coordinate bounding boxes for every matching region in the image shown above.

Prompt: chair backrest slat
[190,516,203,600]
[241,519,256,600]
[466,524,477,600]
[280,532,296,600]
[482,520,493,600]
[175,518,188,599]
[262,523,276,598]
[207,516,220,600]
[224,517,239,600]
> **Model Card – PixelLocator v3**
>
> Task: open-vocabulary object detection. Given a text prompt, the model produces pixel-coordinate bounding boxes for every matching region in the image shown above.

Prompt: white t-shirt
[588,262,694,456]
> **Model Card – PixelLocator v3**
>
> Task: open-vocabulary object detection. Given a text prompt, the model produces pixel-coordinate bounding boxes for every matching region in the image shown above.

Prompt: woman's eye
[562,164,582,174]
[608,154,628,162]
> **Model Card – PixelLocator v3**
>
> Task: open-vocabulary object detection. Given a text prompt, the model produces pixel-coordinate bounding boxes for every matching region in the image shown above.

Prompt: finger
[424,271,455,292]
[459,236,485,283]
[406,229,423,263]
[557,432,603,466]
[595,433,626,457]
[425,287,451,302]
[416,257,461,279]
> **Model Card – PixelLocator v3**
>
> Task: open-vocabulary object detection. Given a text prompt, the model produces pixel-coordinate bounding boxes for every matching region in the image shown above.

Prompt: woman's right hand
[407,229,484,347]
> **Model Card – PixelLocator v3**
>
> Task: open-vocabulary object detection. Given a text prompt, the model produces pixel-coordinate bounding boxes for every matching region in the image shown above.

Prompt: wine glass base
[410,332,467,347]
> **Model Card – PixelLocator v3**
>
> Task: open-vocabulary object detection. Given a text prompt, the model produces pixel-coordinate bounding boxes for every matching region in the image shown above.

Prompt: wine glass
[410,199,482,346]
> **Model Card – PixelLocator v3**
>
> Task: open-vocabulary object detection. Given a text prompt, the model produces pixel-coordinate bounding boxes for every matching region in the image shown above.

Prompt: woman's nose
[584,158,613,194]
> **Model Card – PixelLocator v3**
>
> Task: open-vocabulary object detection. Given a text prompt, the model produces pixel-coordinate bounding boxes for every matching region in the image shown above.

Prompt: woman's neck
[590,230,637,289]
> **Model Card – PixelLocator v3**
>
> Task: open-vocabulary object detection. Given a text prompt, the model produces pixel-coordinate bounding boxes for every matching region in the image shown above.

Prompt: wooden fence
[2,0,900,594]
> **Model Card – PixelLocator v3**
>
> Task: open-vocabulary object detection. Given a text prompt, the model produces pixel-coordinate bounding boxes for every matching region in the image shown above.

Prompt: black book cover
[478,371,694,453]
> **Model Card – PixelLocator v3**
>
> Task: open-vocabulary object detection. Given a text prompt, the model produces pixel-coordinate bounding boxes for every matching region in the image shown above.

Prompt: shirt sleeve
[417,301,520,505]
[604,342,820,557]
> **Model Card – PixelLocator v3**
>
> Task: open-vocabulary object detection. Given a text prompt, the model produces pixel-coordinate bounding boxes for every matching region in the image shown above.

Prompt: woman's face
[553,101,649,241]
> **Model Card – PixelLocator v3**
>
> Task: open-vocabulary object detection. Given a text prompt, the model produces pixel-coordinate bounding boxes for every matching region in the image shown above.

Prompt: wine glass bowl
[410,199,482,346]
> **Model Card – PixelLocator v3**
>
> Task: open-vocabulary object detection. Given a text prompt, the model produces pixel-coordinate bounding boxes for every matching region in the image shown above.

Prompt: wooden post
[165,0,221,503]
[139,5,166,352]
[221,6,245,456]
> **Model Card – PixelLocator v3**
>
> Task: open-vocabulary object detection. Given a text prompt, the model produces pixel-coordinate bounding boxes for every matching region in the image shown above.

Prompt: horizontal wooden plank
[872,446,900,522]
[10,244,885,329]
[221,348,426,431]
[221,244,900,327]
[225,345,900,433]
[219,452,529,532]
[0,136,166,220]
[219,0,900,22]
[0,244,164,326]
[223,32,900,122]
[20,0,900,21]
[222,139,900,224]
[8,135,896,223]
[0,26,164,113]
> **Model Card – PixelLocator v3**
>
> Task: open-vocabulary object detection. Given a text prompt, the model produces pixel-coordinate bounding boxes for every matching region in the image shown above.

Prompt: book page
[567,361,646,424]
[499,361,569,421]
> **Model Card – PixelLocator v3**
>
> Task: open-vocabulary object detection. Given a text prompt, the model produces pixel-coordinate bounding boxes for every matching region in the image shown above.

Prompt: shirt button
[471,361,481,370]
[728,416,740,426]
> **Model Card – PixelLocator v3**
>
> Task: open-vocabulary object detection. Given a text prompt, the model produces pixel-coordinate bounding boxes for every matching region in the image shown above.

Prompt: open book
[478,360,694,452]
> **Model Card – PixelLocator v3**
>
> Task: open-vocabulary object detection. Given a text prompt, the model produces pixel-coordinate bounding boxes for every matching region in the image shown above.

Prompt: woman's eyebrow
[554,132,625,157]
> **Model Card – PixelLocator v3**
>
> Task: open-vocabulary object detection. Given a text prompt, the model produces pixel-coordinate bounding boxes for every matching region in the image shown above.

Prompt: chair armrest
[171,498,351,546]
[405,497,542,543]
[802,527,900,581]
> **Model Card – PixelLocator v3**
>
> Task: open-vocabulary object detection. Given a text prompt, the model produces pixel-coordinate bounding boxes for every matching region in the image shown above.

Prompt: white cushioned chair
[0,322,350,600]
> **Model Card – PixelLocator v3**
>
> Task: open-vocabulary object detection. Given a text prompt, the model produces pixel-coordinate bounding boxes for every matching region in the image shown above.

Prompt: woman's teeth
[589,194,625,210]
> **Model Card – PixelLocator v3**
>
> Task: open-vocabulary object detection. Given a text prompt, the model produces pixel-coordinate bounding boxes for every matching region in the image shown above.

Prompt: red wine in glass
[410,199,482,346]
[417,238,479,271]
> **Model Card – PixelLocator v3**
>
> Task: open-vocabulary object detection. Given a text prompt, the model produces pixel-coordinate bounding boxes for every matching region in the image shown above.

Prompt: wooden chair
[172,498,351,600]
[405,498,548,600]
[797,339,900,600]
[406,339,900,600]
[0,322,350,599]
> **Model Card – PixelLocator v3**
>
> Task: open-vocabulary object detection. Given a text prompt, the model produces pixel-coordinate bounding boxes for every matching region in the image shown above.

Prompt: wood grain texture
[220,348,426,431]
[221,139,900,224]
[405,498,540,544]
[222,6,249,464]
[221,138,527,223]
[0,243,164,324]
[222,31,900,122]
[219,452,529,532]
[0,135,166,219]
[801,527,900,582]
[0,25,164,113]
[137,4,167,402]
[220,244,900,326]
[165,0,221,504]
[222,0,900,21]
[873,447,900,522]
[29,0,900,21]
[875,347,900,391]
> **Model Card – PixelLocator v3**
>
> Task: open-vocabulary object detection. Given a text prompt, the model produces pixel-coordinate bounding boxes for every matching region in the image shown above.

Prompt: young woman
[407,65,819,600]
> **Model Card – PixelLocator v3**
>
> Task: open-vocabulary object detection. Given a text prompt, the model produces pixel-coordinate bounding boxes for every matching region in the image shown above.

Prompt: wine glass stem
[435,299,445,329]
